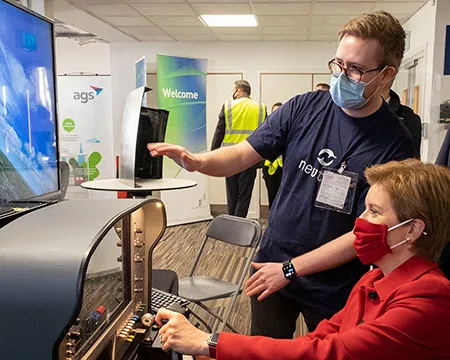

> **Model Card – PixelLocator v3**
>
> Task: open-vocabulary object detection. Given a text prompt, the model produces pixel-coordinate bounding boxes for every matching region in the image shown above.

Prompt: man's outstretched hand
[147,142,200,172]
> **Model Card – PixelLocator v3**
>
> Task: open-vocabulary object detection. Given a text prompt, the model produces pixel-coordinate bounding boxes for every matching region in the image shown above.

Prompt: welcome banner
[157,54,212,225]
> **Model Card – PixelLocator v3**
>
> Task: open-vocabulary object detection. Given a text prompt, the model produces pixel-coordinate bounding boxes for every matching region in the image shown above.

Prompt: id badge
[315,162,358,214]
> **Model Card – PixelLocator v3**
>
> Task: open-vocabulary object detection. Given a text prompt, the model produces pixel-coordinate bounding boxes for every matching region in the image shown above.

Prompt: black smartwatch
[282,259,297,281]
[207,331,220,358]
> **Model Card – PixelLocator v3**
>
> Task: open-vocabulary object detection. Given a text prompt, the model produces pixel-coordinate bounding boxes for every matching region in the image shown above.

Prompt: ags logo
[73,85,104,103]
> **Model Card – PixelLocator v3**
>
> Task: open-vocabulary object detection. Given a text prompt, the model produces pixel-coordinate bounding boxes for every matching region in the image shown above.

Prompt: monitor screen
[0,0,59,204]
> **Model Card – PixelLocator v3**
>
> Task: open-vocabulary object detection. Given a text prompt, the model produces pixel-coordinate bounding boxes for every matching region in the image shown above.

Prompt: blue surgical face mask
[329,66,388,110]
[329,73,368,109]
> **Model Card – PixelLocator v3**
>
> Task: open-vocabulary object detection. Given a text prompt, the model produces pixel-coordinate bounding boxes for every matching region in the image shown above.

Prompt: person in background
[263,102,283,209]
[315,83,330,91]
[155,159,450,360]
[148,11,414,337]
[210,80,267,217]
[381,82,422,159]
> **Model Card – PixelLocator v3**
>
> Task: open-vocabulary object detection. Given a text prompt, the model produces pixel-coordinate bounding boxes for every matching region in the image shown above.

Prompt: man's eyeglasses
[328,59,385,84]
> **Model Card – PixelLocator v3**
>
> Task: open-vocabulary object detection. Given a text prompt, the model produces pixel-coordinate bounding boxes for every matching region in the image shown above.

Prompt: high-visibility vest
[264,157,283,175]
[223,97,266,146]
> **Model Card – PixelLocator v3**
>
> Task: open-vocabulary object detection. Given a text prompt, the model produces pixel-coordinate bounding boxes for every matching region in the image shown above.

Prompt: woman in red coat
[156,159,450,360]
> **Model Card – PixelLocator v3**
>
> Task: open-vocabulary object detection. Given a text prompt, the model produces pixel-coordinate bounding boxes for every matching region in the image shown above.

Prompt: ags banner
[57,75,115,198]
[157,54,212,225]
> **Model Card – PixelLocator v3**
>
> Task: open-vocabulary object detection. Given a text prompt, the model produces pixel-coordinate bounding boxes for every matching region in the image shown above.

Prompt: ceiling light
[200,15,257,27]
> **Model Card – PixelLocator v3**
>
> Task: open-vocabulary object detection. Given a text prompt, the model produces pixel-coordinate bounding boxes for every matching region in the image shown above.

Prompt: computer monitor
[0,0,59,204]
[135,106,169,179]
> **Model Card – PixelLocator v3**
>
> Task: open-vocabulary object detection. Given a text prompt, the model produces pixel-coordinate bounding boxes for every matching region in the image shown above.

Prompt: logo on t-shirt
[317,148,336,166]
[298,148,337,182]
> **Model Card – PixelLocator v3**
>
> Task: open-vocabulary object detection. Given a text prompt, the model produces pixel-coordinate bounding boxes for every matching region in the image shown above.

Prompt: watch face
[282,261,296,280]
[208,331,220,346]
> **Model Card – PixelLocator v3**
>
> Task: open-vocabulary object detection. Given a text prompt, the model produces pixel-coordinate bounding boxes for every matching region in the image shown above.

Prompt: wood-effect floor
[152,218,309,336]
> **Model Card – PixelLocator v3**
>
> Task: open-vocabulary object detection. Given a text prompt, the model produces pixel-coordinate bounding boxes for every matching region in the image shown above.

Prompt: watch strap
[207,331,220,358]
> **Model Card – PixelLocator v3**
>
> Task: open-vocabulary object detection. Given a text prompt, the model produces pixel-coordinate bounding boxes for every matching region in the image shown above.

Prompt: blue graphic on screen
[0,0,58,203]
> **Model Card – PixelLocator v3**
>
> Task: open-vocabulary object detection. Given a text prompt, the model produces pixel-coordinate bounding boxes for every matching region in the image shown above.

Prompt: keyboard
[150,288,190,314]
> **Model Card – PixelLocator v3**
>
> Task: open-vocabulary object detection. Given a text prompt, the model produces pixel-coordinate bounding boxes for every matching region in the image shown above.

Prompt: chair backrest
[206,214,261,247]
[189,215,261,277]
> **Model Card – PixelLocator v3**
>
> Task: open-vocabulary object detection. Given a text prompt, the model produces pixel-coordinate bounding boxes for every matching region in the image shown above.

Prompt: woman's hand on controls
[246,262,289,301]
[155,308,210,356]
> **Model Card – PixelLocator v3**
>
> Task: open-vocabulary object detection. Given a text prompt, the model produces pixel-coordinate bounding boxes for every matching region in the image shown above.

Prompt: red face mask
[353,217,414,265]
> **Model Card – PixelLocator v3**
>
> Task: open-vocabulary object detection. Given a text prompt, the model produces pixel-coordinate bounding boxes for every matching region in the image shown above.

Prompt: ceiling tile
[312,3,373,15]
[252,0,311,2]
[84,3,140,16]
[374,2,425,14]
[128,3,196,16]
[310,25,340,35]
[209,27,260,35]
[311,15,354,26]
[257,15,308,26]
[263,34,307,41]
[162,26,211,35]
[135,34,175,41]
[71,0,125,4]
[190,3,253,15]
[103,15,153,26]
[188,0,249,2]
[315,0,374,2]
[309,34,338,41]
[124,0,185,2]
[261,26,307,35]
[396,15,412,24]
[148,16,203,26]
[378,0,426,2]
[252,3,310,15]
[172,34,219,41]
[117,26,166,35]
[217,34,262,41]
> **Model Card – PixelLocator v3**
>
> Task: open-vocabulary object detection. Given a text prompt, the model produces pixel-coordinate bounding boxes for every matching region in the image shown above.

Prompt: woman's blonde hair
[365,159,450,262]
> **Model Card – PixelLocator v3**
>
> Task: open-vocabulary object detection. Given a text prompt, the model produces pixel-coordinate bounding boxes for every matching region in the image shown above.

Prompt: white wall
[55,38,111,75]
[441,78,450,103]
[434,0,450,151]
[402,0,437,162]
[434,0,450,104]
[401,0,450,162]
[110,41,337,155]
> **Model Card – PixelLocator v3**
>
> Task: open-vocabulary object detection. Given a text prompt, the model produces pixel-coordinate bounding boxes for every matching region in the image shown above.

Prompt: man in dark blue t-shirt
[148,11,414,338]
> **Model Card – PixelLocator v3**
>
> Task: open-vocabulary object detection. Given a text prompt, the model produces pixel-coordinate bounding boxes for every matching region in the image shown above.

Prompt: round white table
[81,178,197,192]
[81,178,197,199]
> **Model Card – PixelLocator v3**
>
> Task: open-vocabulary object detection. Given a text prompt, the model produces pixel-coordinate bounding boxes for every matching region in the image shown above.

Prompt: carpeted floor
[152,216,309,336]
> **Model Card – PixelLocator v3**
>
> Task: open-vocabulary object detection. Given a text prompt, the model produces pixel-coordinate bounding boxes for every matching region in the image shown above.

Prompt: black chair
[178,215,261,332]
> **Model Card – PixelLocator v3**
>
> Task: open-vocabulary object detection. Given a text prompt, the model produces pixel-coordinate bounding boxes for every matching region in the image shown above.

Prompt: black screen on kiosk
[0,0,59,204]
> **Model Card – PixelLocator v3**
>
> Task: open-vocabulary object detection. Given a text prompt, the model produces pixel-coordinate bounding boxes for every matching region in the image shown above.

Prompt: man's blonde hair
[339,11,406,70]
[365,159,450,262]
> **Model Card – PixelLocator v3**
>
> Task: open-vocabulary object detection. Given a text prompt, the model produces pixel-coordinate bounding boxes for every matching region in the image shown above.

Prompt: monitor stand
[81,86,197,198]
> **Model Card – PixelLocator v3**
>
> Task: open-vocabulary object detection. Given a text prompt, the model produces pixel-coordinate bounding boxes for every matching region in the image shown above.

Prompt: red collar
[373,256,438,300]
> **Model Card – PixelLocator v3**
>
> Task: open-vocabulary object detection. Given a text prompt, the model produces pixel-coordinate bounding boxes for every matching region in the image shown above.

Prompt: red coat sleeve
[217,279,450,360]
[302,307,344,341]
